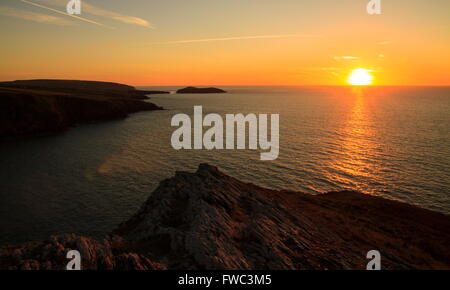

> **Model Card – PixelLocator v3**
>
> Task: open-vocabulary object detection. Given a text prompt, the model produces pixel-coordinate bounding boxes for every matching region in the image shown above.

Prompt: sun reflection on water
[325,88,384,193]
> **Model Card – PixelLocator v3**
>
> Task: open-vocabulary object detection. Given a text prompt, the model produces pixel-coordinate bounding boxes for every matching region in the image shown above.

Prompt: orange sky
[0,0,449,86]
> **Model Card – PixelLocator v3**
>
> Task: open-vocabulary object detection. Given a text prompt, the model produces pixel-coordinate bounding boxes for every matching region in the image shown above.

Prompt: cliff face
[1,164,449,270]
[0,80,163,140]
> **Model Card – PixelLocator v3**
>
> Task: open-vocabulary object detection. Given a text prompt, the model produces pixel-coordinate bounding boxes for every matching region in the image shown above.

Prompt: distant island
[0,79,163,140]
[176,86,227,94]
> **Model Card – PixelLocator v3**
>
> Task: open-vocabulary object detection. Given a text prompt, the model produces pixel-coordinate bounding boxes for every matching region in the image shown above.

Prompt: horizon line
[1,79,449,88]
[135,84,450,88]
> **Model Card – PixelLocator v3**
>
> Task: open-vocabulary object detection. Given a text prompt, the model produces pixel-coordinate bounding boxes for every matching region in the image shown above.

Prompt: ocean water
[0,86,449,246]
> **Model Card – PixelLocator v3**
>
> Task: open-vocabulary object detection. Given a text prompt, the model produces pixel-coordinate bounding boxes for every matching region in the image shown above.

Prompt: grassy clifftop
[0,79,153,99]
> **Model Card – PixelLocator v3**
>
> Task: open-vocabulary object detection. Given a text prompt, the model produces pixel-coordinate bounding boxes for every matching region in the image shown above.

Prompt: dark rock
[0,234,165,270]
[0,80,163,140]
[1,164,449,270]
[176,87,226,94]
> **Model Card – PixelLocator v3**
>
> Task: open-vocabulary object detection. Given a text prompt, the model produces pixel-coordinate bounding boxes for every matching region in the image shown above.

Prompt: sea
[0,86,449,246]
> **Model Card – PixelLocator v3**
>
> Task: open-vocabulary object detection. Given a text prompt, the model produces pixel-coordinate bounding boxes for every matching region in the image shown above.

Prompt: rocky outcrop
[0,80,163,140]
[176,87,226,94]
[0,234,165,270]
[1,164,449,270]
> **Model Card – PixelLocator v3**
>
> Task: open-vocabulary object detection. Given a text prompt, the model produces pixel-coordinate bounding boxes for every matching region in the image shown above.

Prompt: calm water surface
[0,86,449,245]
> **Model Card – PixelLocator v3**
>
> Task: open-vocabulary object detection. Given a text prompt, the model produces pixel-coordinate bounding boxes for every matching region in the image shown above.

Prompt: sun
[347,69,373,86]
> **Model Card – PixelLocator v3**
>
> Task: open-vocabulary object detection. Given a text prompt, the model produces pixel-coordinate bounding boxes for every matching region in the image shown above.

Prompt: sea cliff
[0,80,163,140]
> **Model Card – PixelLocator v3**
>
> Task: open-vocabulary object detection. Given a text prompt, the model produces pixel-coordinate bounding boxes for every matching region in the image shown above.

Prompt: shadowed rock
[1,164,449,270]
[0,234,164,270]
[176,87,226,94]
[0,80,163,140]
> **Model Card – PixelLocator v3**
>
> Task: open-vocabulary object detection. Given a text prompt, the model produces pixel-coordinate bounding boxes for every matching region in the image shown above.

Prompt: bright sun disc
[347,69,373,86]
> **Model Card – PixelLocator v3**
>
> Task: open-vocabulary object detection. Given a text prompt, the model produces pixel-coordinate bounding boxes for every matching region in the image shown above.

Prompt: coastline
[1,164,449,270]
[0,80,164,141]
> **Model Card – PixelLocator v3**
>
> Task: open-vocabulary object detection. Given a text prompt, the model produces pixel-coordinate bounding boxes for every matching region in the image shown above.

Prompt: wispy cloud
[333,56,360,61]
[0,6,73,25]
[39,0,153,28]
[82,2,153,28]
[21,0,110,28]
[153,34,321,45]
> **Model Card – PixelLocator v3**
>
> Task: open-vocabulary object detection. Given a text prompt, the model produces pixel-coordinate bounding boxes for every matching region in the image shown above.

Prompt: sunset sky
[0,0,449,86]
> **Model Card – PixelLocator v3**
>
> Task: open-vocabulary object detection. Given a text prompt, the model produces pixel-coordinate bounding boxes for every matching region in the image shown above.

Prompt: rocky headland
[0,80,163,140]
[1,164,449,270]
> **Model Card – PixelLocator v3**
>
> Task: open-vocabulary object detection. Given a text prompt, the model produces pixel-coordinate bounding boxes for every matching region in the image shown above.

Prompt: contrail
[154,34,321,45]
[20,0,112,28]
